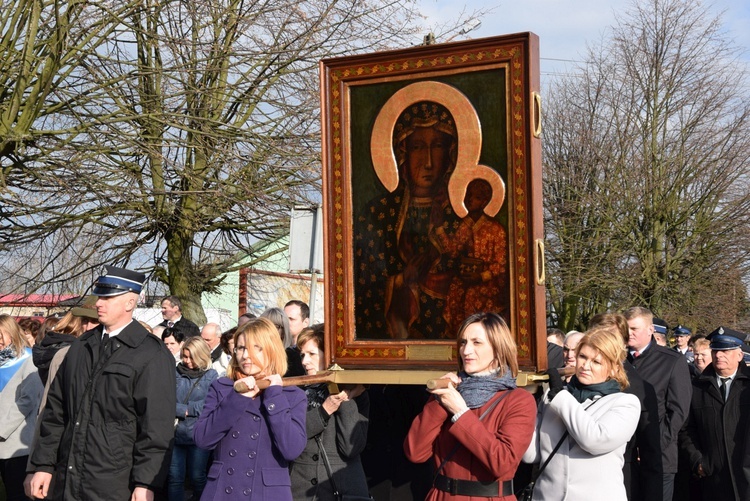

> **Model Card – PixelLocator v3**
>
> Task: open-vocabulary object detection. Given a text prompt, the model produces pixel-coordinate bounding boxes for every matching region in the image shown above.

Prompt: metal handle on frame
[535,238,545,285]
[532,92,542,138]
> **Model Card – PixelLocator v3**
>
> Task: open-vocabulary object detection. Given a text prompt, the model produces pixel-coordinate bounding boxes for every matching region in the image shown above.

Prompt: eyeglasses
[234,345,249,355]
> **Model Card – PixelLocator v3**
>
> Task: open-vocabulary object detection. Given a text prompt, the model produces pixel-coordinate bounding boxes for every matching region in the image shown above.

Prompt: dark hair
[18,318,42,340]
[161,327,185,343]
[284,300,310,320]
[239,312,256,321]
[546,327,565,344]
[220,327,237,355]
[161,295,182,311]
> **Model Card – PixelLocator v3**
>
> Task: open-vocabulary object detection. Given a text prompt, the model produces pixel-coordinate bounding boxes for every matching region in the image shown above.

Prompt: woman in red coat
[404,312,536,500]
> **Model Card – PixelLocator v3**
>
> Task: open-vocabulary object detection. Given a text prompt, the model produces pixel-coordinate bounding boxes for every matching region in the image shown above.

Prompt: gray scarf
[458,367,517,408]
[0,346,17,367]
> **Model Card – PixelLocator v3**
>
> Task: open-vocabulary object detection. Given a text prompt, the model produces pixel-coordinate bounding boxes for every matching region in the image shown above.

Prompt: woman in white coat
[522,327,640,501]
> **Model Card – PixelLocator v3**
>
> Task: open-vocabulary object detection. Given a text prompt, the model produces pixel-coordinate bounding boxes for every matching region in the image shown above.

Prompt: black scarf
[566,375,620,403]
[304,383,330,411]
[176,363,207,379]
[210,346,222,363]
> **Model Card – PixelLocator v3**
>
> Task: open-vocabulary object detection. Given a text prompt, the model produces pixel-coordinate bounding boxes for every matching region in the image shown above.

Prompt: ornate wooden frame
[320,33,546,371]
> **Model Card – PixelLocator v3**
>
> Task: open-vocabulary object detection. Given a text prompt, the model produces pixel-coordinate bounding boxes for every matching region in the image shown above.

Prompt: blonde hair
[457,312,519,377]
[623,306,653,324]
[693,338,710,352]
[577,327,630,390]
[182,337,212,371]
[54,312,86,338]
[226,317,287,381]
[0,314,29,355]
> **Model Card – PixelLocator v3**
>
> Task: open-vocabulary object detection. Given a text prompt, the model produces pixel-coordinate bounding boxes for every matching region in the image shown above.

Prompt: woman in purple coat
[193,317,307,500]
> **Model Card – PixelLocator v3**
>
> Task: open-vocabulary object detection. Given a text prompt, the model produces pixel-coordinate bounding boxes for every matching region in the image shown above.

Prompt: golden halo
[370,81,505,217]
[448,164,505,218]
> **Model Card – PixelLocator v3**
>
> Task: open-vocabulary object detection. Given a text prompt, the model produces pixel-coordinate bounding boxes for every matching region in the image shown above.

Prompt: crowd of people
[1,264,748,500]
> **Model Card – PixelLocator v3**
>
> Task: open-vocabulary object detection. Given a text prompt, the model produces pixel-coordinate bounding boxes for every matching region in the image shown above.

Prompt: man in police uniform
[673,325,694,363]
[28,266,176,501]
[653,318,669,347]
[679,327,750,501]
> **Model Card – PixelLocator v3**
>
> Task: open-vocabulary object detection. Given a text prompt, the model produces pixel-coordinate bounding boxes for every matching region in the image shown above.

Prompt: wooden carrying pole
[425,366,575,389]
[233,367,573,394]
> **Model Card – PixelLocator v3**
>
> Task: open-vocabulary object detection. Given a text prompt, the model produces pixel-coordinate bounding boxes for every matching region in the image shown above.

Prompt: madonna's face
[404,126,452,197]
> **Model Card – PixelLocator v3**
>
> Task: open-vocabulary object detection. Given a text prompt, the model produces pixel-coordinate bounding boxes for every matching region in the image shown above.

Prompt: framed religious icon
[320,32,546,372]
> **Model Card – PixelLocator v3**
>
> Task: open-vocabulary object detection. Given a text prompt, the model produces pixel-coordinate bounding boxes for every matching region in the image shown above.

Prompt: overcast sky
[417,0,750,81]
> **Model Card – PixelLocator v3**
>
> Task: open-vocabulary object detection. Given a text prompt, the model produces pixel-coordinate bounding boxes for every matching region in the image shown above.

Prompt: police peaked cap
[92,265,145,296]
[653,318,669,335]
[707,326,747,351]
[673,325,692,336]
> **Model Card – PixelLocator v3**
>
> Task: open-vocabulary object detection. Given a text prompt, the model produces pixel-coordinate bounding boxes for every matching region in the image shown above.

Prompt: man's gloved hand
[546,368,565,401]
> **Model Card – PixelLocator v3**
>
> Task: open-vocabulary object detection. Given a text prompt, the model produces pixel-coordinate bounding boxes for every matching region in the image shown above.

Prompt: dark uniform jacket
[29,321,177,501]
[627,339,692,474]
[679,363,750,501]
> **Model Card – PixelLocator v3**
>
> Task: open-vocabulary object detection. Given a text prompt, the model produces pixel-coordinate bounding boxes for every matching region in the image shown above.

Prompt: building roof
[0,294,79,307]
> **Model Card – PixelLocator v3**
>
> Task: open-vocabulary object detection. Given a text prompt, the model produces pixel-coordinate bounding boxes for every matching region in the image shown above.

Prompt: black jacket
[627,339,692,473]
[679,363,750,501]
[622,361,663,501]
[160,317,200,337]
[32,331,78,385]
[30,321,177,501]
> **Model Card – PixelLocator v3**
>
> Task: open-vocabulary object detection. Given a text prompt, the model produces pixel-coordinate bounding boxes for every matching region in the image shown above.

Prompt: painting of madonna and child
[352,74,511,341]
